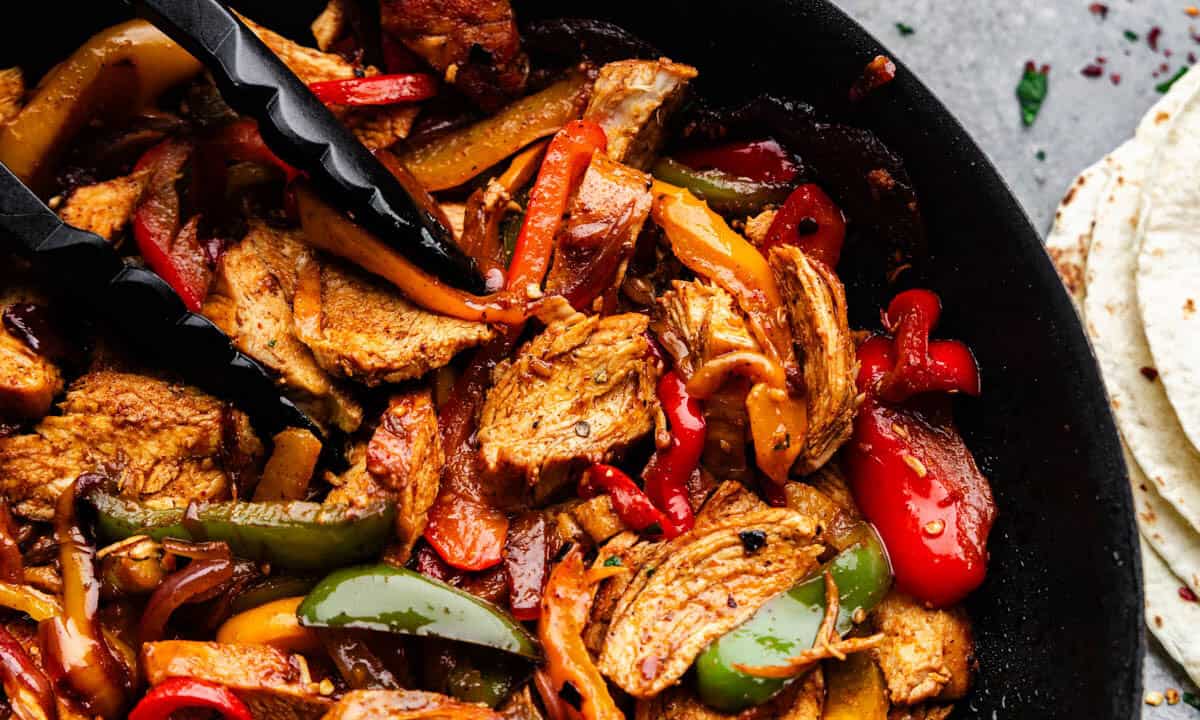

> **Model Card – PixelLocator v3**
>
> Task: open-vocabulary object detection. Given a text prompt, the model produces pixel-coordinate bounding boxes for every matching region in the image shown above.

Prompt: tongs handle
[0,161,322,442]
[128,0,485,294]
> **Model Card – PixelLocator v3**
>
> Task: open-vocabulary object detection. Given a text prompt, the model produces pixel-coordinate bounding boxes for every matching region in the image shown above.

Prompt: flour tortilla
[1083,136,1200,536]
[1142,540,1200,685]
[1044,156,1112,307]
[1136,68,1200,460]
[1127,448,1200,595]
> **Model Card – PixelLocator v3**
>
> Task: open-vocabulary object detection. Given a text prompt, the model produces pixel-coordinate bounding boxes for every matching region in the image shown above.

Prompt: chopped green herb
[603,556,622,567]
[645,566,657,577]
[1016,62,1050,127]
[896,22,915,36]
[1157,66,1189,93]
[1035,149,1046,161]
[1185,691,1200,711]
[1124,29,1139,41]
[266,338,277,348]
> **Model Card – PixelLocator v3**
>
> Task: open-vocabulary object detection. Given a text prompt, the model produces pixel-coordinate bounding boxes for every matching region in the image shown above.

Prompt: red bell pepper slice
[424,493,511,573]
[762,183,847,269]
[308,73,438,106]
[504,512,551,621]
[423,331,516,572]
[130,678,252,720]
[674,139,799,184]
[876,289,981,402]
[581,464,674,536]
[133,138,213,312]
[844,296,996,608]
[507,120,608,291]
[641,370,706,538]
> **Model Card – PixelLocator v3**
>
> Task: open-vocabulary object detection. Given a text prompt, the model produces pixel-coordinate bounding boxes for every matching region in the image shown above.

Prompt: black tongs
[0,162,321,441]
[127,0,485,294]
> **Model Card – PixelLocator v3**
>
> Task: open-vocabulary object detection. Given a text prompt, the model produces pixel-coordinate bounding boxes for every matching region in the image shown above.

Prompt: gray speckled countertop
[831,0,1199,716]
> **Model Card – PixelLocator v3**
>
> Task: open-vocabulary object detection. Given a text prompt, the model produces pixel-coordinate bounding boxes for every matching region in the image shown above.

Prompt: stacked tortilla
[1047,69,1200,685]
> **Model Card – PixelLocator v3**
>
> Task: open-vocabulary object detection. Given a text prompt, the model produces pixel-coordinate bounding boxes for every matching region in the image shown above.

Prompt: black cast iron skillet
[1,2,1142,718]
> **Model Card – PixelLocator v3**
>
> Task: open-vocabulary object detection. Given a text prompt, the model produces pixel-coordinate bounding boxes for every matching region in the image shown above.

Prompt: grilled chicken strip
[0,370,262,520]
[583,59,698,170]
[142,641,333,720]
[478,307,660,482]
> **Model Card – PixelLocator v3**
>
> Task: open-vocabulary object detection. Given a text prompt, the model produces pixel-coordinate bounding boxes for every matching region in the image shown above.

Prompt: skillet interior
[0,2,1143,718]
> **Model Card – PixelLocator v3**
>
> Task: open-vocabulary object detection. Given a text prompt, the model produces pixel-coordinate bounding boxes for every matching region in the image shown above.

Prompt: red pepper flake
[1149,26,1163,51]
[1082,64,1105,77]
[1089,3,1109,18]
[1189,52,1197,63]
[1191,26,1200,43]
[850,55,898,102]
[1141,366,1159,381]
[1180,585,1198,602]
[1166,49,1174,57]
[1111,73,1122,85]
[1097,56,1107,64]
[1162,62,1171,72]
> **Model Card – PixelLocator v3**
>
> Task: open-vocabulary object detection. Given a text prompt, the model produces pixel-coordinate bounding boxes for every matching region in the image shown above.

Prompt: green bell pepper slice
[651,157,792,215]
[695,525,892,712]
[87,490,395,572]
[297,564,540,661]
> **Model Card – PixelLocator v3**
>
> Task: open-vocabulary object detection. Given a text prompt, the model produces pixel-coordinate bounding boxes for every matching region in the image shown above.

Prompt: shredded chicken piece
[478,309,660,481]
[889,705,955,720]
[597,508,822,697]
[292,253,493,387]
[366,390,443,563]
[142,641,333,720]
[240,13,366,84]
[203,223,363,432]
[770,245,858,473]
[0,371,261,520]
[311,0,350,51]
[0,292,62,420]
[57,170,149,242]
[0,68,24,126]
[871,592,974,705]
[584,59,698,170]
[345,105,421,150]
[743,208,778,246]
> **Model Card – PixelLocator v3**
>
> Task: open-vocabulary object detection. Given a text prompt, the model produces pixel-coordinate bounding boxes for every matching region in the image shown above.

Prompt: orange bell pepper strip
[295,184,530,324]
[538,548,623,720]
[215,596,322,654]
[651,181,798,383]
[507,120,608,291]
[0,20,202,192]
